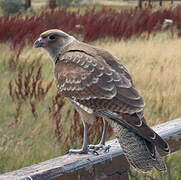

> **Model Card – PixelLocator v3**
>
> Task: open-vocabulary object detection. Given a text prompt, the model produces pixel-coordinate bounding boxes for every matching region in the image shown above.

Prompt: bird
[34,29,170,172]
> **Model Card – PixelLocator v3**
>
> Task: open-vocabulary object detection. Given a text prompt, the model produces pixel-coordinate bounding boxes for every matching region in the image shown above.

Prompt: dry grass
[97,0,137,7]
[0,32,180,178]
[98,0,181,8]
[31,0,48,10]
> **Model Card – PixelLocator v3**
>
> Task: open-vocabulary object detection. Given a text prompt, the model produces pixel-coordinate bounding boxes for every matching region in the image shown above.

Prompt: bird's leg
[88,119,110,151]
[69,121,89,154]
[99,119,108,145]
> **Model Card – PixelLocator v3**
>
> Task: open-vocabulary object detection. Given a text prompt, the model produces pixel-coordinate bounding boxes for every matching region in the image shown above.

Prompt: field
[0,3,181,180]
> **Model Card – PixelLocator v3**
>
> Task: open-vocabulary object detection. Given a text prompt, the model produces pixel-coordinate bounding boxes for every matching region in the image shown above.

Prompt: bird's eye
[48,35,56,40]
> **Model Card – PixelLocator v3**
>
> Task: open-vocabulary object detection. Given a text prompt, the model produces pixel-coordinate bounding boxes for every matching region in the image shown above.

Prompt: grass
[0,32,180,179]
[31,0,48,10]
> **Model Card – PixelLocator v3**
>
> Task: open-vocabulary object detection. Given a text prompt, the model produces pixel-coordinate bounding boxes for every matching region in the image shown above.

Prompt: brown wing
[54,50,144,114]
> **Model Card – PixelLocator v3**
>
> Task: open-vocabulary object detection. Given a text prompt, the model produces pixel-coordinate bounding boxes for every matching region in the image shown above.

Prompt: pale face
[34,29,74,60]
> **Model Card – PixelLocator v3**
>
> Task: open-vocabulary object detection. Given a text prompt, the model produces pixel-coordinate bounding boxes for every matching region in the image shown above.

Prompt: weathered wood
[1,141,129,180]
[0,118,181,180]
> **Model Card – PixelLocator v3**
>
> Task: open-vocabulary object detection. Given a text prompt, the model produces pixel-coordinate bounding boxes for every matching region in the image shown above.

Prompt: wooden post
[0,118,180,180]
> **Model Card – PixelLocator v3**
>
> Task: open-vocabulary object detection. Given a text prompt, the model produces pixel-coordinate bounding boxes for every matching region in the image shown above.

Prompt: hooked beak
[34,37,47,48]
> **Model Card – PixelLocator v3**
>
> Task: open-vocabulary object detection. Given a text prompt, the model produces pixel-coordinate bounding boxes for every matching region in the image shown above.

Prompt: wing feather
[54,50,143,113]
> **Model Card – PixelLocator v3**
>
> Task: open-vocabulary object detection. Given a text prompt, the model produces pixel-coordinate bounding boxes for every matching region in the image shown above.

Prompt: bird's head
[34,29,75,61]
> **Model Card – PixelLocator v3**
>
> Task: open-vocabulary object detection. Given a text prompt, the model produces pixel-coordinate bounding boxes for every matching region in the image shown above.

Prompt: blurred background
[0,0,180,179]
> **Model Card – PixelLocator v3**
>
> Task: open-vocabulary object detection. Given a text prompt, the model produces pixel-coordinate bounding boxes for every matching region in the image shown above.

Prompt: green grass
[0,32,180,179]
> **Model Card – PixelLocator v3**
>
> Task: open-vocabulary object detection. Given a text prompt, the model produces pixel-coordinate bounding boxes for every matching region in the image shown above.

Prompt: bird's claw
[68,145,111,155]
[91,150,99,155]
[88,144,104,150]
[104,145,111,153]
[68,148,89,154]
[88,144,111,153]
[68,148,99,155]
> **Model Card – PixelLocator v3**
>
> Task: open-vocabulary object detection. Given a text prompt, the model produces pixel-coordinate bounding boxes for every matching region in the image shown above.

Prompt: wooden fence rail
[0,118,181,180]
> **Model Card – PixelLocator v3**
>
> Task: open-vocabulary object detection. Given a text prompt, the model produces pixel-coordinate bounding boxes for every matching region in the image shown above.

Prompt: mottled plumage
[34,29,170,172]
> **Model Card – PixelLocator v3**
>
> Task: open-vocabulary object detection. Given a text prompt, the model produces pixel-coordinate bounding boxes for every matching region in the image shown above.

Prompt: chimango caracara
[34,29,170,172]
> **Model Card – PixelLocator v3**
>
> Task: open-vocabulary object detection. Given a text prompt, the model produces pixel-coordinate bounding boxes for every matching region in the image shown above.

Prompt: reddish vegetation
[1,6,181,49]
[8,58,53,123]
[8,60,53,102]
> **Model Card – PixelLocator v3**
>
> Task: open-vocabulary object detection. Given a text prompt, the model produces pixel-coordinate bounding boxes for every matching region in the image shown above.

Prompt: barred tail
[110,121,167,172]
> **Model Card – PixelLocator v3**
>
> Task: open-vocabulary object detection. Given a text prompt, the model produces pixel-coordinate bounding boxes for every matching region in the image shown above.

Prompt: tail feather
[95,110,168,172]
[109,120,167,172]
[153,151,167,171]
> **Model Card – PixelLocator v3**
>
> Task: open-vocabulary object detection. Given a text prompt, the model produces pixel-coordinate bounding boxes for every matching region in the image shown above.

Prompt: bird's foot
[88,144,104,150]
[88,144,111,153]
[69,148,88,154]
[68,148,99,155]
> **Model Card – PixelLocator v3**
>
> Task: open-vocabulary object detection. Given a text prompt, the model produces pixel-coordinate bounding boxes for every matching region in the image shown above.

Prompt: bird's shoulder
[55,44,133,92]
[54,48,117,101]
[57,40,131,79]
